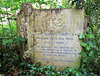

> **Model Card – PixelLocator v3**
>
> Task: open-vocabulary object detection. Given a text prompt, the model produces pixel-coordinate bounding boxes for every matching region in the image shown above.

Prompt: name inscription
[33,33,80,63]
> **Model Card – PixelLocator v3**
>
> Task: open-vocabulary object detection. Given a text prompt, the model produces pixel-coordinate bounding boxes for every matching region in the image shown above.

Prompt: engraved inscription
[34,32,80,64]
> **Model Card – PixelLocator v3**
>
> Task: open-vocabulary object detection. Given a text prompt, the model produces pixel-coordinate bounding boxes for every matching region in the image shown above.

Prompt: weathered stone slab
[17,3,86,70]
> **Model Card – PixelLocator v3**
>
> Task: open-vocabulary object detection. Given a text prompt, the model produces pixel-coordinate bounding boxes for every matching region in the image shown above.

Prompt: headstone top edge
[19,2,84,12]
[17,2,85,16]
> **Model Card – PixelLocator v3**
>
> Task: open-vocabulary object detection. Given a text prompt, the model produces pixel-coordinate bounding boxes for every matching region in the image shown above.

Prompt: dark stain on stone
[51,9,53,14]
[33,12,35,19]
[25,26,27,37]
[46,61,49,64]
[55,8,61,14]
[25,17,27,22]
[33,37,36,46]
[24,57,33,64]
[34,29,36,32]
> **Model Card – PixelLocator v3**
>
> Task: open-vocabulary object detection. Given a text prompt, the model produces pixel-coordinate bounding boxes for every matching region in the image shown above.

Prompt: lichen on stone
[23,50,33,59]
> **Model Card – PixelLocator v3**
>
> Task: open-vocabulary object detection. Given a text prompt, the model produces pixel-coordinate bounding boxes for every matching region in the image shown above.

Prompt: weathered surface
[17,3,86,70]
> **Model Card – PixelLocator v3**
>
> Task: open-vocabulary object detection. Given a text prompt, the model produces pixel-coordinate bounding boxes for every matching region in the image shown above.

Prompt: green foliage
[0,49,19,72]
[0,22,17,38]
[79,29,100,75]
[68,0,84,8]
[0,36,26,73]
[74,0,100,75]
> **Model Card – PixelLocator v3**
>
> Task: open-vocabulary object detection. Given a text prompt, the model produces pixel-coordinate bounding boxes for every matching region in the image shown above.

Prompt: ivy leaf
[51,72,55,75]
[8,39,13,43]
[57,71,60,74]
[26,72,29,76]
[76,72,84,76]
[83,58,87,62]
[32,71,35,74]
[69,68,72,72]
[80,52,87,57]
[78,33,82,39]
[15,56,19,60]
[89,44,93,48]
[78,33,86,39]
[86,46,91,51]
[52,66,56,70]
[2,39,13,45]
[76,72,80,76]
[87,34,95,38]
[82,34,86,38]
[48,65,51,68]
[45,71,49,75]
[89,51,94,56]
[20,38,26,42]
[71,67,76,74]
[80,42,87,47]
[3,40,8,45]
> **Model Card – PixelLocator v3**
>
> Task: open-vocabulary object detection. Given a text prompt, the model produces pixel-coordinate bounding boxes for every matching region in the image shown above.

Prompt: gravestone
[17,3,87,70]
